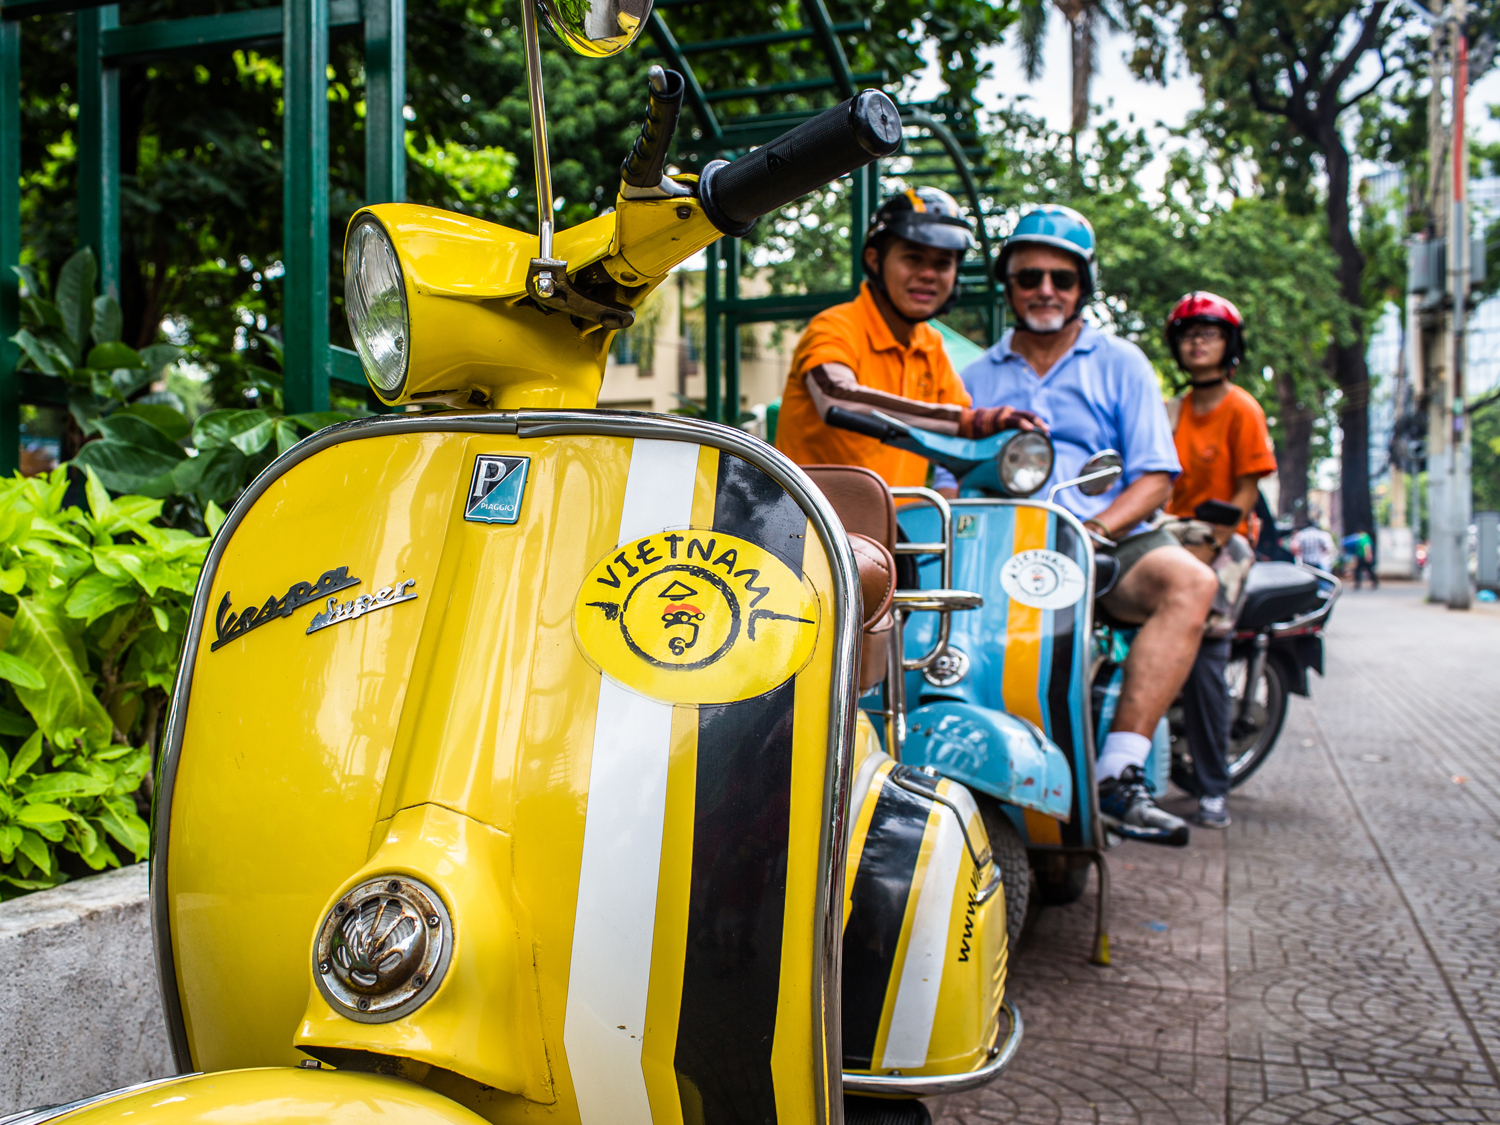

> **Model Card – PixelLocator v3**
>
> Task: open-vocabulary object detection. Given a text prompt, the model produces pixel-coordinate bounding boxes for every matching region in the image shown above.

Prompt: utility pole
[1420,2,1473,608]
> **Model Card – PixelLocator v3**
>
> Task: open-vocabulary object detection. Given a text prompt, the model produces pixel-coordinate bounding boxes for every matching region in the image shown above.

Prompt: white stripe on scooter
[880,796,967,1069]
[564,438,699,1125]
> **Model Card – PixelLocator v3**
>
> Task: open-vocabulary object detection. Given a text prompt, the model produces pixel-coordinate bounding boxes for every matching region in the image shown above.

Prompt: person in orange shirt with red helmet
[1164,292,1278,829]
[775,188,1043,496]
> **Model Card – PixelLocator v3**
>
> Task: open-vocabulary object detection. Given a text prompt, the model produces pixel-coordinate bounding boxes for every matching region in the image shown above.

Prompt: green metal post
[703,239,720,422]
[851,160,875,296]
[0,23,19,474]
[77,6,120,298]
[725,237,740,425]
[283,0,330,413]
[364,0,405,203]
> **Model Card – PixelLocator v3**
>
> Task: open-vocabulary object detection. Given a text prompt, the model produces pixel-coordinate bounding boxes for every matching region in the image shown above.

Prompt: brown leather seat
[804,466,898,692]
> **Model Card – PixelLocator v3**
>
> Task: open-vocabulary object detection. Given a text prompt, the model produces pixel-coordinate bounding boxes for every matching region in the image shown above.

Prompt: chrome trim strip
[973,868,1004,907]
[841,999,1022,1096]
[151,409,861,1125]
[0,1075,199,1124]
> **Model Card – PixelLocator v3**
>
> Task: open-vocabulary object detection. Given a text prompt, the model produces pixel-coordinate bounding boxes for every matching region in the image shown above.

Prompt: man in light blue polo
[963,205,1218,846]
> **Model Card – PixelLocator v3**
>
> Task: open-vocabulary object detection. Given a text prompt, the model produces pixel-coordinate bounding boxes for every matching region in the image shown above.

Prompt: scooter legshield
[152,413,861,1125]
[901,700,1073,819]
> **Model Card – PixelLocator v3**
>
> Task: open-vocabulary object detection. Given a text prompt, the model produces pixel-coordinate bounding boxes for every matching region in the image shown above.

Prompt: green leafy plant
[16,250,349,529]
[0,468,211,898]
[13,248,185,433]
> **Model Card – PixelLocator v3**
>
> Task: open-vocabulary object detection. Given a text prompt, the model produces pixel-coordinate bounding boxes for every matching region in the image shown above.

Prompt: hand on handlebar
[958,406,1049,439]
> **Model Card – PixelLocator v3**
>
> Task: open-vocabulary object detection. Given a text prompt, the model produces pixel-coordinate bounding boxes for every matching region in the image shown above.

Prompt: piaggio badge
[465,455,530,524]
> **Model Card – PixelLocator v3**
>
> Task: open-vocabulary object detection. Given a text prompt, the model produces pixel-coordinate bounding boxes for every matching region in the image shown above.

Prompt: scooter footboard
[902,700,1073,819]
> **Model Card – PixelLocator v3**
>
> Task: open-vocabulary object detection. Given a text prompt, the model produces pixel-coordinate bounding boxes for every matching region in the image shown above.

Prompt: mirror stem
[521,0,555,262]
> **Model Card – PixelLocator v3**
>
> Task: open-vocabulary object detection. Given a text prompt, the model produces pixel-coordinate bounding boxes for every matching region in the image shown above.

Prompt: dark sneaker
[1196,795,1230,828]
[1098,766,1190,846]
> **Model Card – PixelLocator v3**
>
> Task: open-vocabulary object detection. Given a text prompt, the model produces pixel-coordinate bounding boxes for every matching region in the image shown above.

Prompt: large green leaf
[108,366,155,402]
[55,249,97,363]
[117,402,192,442]
[94,414,187,460]
[12,328,67,377]
[98,804,148,858]
[63,573,140,625]
[85,342,143,371]
[139,343,185,377]
[24,773,109,801]
[72,441,181,497]
[0,652,44,691]
[193,408,275,452]
[193,446,250,506]
[5,599,114,752]
[91,295,122,345]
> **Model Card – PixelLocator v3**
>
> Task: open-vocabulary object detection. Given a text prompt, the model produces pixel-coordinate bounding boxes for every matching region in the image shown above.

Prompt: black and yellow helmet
[862,188,975,317]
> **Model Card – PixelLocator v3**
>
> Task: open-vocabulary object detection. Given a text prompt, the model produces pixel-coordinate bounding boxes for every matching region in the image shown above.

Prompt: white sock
[1097,731,1152,781]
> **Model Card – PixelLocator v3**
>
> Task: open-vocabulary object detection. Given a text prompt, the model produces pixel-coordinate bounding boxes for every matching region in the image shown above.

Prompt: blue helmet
[995,205,1097,296]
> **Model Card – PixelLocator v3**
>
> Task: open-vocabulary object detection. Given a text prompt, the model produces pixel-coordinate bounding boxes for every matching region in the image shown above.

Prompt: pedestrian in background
[1342,529,1378,589]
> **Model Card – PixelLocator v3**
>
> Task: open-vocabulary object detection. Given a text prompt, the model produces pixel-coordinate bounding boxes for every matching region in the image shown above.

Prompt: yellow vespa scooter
[15,4,1020,1124]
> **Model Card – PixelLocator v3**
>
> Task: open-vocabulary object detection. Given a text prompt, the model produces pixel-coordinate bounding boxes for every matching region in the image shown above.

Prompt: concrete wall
[0,864,174,1115]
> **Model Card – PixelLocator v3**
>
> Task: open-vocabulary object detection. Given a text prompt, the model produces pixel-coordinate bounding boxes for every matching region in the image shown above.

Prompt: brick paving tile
[926,585,1500,1124]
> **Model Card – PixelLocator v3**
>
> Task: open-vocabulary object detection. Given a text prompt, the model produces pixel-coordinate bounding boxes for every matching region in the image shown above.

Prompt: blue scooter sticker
[465,455,530,524]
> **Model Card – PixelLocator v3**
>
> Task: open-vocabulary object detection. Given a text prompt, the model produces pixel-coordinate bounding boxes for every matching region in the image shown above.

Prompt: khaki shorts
[1096,527,1178,620]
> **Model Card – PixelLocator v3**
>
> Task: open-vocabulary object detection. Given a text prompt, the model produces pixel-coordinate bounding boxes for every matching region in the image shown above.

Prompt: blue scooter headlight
[998,430,1054,497]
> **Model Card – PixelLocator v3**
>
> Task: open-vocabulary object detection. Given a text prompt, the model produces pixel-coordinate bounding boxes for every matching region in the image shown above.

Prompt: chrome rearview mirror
[1076,450,1123,496]
[537,0,654,57]
[1047,449,1123,504]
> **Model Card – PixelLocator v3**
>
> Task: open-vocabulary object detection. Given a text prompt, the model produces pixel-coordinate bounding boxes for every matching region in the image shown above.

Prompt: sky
[911,11,1500,182]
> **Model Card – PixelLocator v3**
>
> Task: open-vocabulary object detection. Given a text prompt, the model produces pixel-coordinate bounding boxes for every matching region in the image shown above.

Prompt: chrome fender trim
[841,999,1022,1097]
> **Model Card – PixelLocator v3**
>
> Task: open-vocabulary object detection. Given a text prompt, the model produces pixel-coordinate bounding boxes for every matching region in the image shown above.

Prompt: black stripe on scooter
[709,452,808,571]
[840,772,930,1069]
[672,455,807,1123]
[1049,519,1082,830]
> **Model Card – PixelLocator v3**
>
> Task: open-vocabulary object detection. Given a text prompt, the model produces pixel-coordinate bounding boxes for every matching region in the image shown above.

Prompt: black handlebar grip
[622,68,685,188]
[824,406,903,441]
[698,90,902,237]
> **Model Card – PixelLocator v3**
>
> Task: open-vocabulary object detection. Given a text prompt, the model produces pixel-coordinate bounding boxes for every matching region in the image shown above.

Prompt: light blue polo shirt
[961,324,1180,535]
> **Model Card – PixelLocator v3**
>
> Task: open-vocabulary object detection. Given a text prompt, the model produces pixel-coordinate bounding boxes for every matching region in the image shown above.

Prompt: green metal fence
[0,0,405,472]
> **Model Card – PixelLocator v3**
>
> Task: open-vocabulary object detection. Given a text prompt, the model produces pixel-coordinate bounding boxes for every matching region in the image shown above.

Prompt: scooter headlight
[998,430,1054,497]
[345,216,410,397]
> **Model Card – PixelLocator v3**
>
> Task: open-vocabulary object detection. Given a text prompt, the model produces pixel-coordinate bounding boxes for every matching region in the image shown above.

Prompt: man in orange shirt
[776,188,1041,496]
[1164,292,1277,828]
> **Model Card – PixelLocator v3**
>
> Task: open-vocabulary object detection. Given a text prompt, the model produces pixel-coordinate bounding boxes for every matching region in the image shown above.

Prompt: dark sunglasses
[1008,267,1080,292]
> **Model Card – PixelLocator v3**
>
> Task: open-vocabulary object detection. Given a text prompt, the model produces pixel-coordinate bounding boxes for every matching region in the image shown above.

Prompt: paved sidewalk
[931,583,1500,1124]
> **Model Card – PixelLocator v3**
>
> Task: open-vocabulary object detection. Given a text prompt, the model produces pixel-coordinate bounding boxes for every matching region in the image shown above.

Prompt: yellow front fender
[34,1068,487,1124]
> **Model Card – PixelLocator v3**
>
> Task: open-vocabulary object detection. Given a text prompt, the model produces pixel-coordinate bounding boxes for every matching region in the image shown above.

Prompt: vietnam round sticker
[574,529,821,704]
[999,548,1087,610]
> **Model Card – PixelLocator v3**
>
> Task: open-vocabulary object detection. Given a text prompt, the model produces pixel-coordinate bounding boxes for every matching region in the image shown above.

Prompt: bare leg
[1105,545,1218,738]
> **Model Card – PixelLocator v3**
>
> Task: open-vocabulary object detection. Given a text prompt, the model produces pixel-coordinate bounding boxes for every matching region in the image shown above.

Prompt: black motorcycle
[1169,561,1341,792]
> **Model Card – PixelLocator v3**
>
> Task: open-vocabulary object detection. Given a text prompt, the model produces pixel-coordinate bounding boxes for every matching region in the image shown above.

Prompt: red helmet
[1166,291,1245,370]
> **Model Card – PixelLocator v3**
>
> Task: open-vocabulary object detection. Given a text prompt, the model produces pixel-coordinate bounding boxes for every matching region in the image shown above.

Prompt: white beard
[1021,306,1067,333]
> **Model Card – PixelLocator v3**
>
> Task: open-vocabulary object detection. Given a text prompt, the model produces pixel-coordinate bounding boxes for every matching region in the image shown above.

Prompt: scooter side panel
[901,501,1095,849]
[159,416,858,1125]
[840,757,1006,1079]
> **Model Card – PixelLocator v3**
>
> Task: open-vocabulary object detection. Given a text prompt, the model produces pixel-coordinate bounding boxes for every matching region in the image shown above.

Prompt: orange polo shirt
[1168,384,1278,536]
[774,283,971,488]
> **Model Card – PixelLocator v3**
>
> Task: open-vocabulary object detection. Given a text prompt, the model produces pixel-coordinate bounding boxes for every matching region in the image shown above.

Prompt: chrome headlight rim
[344,213,411,401]
[998,430,1055,498]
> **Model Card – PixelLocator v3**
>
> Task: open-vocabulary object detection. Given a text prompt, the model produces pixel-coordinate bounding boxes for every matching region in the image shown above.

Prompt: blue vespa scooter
[828,407,1156,965]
